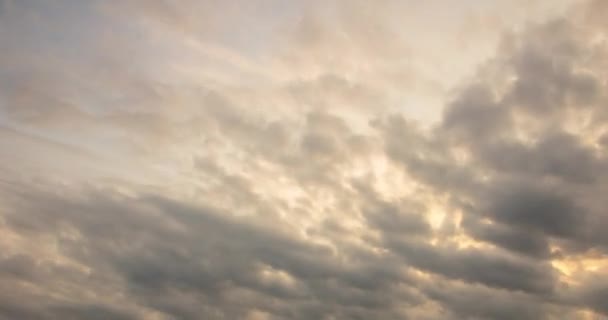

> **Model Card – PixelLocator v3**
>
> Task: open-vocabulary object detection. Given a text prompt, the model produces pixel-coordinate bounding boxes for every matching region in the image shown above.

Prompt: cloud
[0,184,422,319]
[465,219,553,259]
[420,279,550,320]
[388,237,557,295]
[1,0,608,319]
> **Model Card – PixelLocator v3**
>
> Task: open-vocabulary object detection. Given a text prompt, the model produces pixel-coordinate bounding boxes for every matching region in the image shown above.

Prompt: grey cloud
[485,182,586,239]
[0,257,136,320]
[381,1,608,263]
[464,218,552,259]
[364,201,431,238]
[278,111,375,189]
[442,84,511,142]
[46,305,137,320]
[474,131,602,184]
[2,0,608,319]
[0,184,420,319]
[387,238,557,295]
[420,279,550,320]
[580,278,608,315]
[505,20,601,114]
[379,114,482,197]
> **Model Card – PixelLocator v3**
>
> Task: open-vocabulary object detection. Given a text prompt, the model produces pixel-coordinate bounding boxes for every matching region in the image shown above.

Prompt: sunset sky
[1,0,608,319]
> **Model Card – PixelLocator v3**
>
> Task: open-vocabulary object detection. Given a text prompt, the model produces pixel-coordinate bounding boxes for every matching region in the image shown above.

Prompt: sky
[1,0,608,319]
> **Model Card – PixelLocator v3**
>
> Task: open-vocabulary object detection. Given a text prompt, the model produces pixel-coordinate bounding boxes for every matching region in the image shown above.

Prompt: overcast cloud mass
[1,0,608,319]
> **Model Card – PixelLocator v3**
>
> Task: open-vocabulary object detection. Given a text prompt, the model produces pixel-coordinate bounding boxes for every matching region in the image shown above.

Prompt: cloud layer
[1,0,607,319]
